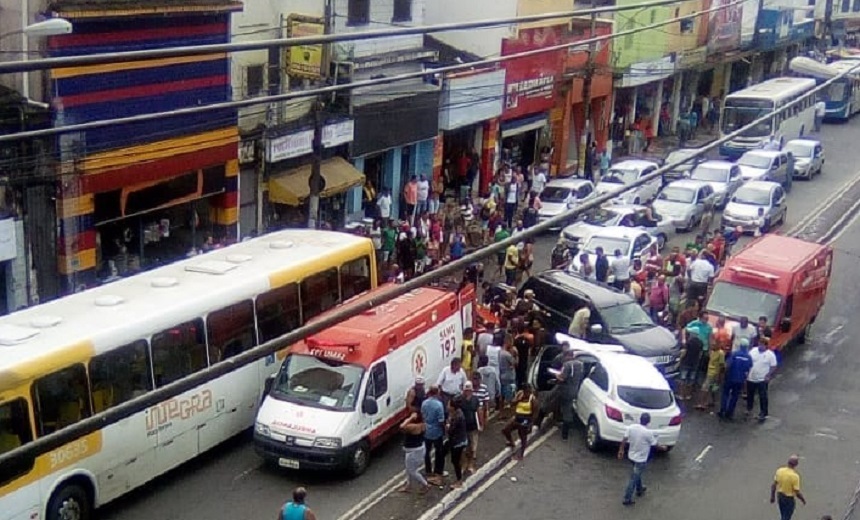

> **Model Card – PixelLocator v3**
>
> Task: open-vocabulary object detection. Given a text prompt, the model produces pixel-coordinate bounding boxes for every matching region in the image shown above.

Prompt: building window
[393,0,412,22]
[245,64,265,98]
[844,0,851,12]
[854,0,860,12]
[680,18,694,33]
[348,0,370,25]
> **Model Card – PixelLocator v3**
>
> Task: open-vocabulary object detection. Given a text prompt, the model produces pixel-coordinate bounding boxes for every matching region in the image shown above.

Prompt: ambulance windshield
[272,354,364,411]
[706,281,782,324]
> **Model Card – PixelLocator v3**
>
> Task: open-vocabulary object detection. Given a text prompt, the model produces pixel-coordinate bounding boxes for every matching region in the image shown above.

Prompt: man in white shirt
[437,357,468,402]
[376,189,392,221]
[746,342,778,422]
[618,413,666,506]
[416,175,430,215]
[532,170,547,196]
[731,316,758,352]
[814,100,826,132]
[687,252,715,303]
[610,249,631,291]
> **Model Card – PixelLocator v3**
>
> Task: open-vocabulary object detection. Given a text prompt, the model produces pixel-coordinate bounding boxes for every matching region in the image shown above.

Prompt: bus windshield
[722,99,774,137]
[706,282,782,324]
[271,354,364,411]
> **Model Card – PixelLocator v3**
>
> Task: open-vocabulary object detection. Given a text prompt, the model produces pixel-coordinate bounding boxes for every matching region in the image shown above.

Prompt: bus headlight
[313,437,342,449]
[255,422,271,437]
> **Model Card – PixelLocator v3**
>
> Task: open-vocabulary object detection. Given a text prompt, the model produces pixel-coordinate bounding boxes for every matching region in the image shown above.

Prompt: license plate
[278,458,300,469]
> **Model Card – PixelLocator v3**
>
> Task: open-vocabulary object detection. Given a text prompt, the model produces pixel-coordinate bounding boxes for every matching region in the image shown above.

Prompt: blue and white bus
[719,77,817,158]
[821,61,860,121]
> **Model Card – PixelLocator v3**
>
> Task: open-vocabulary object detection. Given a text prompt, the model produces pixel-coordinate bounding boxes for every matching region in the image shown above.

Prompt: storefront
[437,68,505,197]
[501,26,565,178]
[264,119,360,229]
[238,133,261,238]
[612,56,675,155]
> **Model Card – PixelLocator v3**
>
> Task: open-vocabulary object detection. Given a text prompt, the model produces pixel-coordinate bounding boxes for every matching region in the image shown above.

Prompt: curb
[415,423,557,520]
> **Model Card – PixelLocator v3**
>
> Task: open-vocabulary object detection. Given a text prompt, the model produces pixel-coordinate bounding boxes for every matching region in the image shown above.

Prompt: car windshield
[601,302,655,333]
[657,187,695,204]
[784,142,814,158]
[617,386,674,410]
[271,354,364,411]
[583,236,631,256]
[603,168,639,185]
[666,151,696,170]
[692,166,729,182]
[542,186,573,203]
[731,186,770,206]
[706,281,782,324]
[738,154,772,169]
[721,99,773,137]
[581,208,620,226]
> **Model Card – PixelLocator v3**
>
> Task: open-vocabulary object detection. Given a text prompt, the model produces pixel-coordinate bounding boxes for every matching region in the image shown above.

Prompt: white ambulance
[254,283,476,476]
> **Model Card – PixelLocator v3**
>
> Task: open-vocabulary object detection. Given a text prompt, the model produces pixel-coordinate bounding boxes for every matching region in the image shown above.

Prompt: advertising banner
[285,16,326,79]
[501,26,565,120]
[707,0,743,53]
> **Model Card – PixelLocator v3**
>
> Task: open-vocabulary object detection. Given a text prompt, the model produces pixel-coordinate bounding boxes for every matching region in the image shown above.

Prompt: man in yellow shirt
[504,243,519,286]
[770,455,806,520]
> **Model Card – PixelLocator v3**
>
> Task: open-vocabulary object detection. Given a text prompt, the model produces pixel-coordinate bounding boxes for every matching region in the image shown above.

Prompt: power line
[1,56,856,471]
[0,0,742,145]
[0,0,688,74]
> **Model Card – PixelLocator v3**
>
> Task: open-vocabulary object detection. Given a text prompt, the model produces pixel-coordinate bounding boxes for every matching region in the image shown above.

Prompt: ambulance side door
[365,362,391,439]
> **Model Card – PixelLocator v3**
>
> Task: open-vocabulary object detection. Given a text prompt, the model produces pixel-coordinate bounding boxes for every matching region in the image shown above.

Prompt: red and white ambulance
[254,283,476,475]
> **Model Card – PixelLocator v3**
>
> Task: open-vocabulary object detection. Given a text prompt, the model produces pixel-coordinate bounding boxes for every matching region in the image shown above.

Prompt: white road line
[230,464,260,483]
[693,445,713,464]
[824,194,860,244]
[336,470,406,520]
[787,170,860,236]
[439,426,558,520]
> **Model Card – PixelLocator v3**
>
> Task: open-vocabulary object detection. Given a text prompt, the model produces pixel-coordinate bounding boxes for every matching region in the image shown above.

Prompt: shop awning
[268,157,365,206]
[501,114,548,139]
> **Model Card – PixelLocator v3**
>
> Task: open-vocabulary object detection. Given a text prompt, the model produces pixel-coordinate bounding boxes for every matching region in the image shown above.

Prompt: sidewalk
[614,127,719,164]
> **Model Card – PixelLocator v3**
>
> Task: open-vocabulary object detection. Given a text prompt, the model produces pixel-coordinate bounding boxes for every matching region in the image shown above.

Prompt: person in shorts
[678,334,704,401]
[696,342,726,411]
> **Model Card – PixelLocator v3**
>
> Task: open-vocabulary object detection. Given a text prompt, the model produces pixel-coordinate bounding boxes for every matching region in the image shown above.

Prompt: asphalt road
[100,121,860,520]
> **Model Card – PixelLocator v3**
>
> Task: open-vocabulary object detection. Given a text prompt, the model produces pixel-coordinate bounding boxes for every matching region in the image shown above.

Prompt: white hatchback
[531,334,682,452]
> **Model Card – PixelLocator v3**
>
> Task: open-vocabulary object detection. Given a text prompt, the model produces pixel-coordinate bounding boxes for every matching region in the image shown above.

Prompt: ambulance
[705,234,832,350]
[254,283,476,476]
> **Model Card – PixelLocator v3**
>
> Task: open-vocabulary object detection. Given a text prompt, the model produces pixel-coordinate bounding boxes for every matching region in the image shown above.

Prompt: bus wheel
[47,482,92,520]
[348,440,371,477]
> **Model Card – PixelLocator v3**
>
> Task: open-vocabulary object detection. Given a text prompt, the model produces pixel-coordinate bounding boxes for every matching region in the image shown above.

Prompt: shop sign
[284,16,326,79]
[707,0,743,54]
[321,120,354,148]
[677,47,707,69]
[239,139,257,165]
[501,26,565,120]
[618,56,675,88]
[267,120,355,163]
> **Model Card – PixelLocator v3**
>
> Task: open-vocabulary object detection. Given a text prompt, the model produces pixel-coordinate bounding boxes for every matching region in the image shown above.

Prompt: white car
[721,180,787,234]
[538,177,596,228]
[531,334,682,452]
[570,226,659,278]
[560,205,673,251]
[652,180,716,232]
[596,160,662,205]
[784,138,824,179]
[690,160,744,208]
[736,149,793,190]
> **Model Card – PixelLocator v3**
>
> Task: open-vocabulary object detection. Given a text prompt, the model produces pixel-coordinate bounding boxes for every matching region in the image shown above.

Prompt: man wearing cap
[719,338,753,421]
[406,377,426,414]
[459,381,485,474]
[771,455,806,520]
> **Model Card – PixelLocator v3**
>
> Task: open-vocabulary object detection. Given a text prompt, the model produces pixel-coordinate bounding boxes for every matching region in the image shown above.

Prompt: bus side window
[151,319,207,388]
[256,283,301,344]
[0,398,35,485]
[341,256,371,301]
[300,268,340,321]
[89,340,153,412]
[32,364,92,436]
[207,300,257,363]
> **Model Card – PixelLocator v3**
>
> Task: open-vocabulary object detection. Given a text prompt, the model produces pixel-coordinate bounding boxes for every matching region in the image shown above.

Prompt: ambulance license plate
[278,458,300,469]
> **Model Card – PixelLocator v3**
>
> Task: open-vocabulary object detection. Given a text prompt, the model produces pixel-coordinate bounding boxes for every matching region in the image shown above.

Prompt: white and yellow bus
[0,229,377,520]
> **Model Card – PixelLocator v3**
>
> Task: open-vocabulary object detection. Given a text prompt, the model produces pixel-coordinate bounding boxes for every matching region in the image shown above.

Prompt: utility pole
[579,0,598,178]
[307,99,325,229]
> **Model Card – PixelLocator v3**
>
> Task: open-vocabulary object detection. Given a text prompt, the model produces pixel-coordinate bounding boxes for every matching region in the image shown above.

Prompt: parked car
[519,270,679,377]
[736,149,793,191]
[721,180,787,234]
[570,227,660,277]
[663,147,706,182]
[784,138,824,179]
[538,177,596,228]
[595,159,662,205]
[530,334,682,451]
[690,160,743,208]
[560,205,673,251]
[652,180,716,232]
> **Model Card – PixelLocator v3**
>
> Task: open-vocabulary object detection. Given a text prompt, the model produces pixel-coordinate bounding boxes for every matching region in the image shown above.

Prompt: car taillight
[669,415,683,426]
[605,405,624,422]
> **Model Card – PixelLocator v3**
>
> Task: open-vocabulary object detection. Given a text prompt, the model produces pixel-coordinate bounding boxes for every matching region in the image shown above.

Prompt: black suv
[519,270,679,378]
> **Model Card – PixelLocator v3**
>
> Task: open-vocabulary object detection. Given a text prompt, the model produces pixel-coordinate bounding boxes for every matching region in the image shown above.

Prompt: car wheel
[347,440,371,477]
[586,416,603,452]
[797,323,812,344]
[47,483,92,520]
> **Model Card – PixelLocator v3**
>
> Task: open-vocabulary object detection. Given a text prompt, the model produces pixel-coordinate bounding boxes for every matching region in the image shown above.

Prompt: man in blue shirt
[719,339,753,421]
[421,385,446,484]
[280,487,317,520]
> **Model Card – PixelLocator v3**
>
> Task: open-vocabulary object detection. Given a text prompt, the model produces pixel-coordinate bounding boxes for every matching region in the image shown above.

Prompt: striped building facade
[47,2,241,293]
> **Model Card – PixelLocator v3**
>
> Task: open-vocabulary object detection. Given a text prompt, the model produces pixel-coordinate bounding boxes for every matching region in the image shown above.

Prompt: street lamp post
[0,17,73,98]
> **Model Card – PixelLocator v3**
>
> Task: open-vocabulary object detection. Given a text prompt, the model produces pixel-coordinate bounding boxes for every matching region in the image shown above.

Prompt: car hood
[738,165,768,180]
[562,222,601,241]
[652,200,693,218]
[611,325,678,356]
[724,201,765,218]
[596,182,625,196]
[701,181,728,193]
[540,201,569,217]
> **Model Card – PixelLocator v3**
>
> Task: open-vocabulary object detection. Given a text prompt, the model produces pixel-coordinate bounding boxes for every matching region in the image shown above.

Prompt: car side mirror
[780,318,791,333]
[264,374,276,396]
[362,397,379,415]
[590,324,604,335]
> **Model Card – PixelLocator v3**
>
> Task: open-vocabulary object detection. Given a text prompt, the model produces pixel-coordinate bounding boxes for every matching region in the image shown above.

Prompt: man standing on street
[421,385,446,485]
[595,247,610,283]
[771,455,806,520]
[610,248,631,291]
[687,251,715,303]
[556,348,584,440]
[618,413,667,506]
[718,338,752,421]
[437,358,468,405]
[814,100,826,132]
[279,487,317,520]
[747,341,778,422]
[459,381,485,474]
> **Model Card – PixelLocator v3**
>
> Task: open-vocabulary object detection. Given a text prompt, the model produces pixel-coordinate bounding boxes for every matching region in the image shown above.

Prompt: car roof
[597,352,672,390]
[532,270,633,307]
[743,149,780,158]
[666,148,702,157]
[585,225,646,240]
[786,138,820,147]
[546,177,592,188]
[696,160,734,169]
[607,204,646,213]
[612,159,659,169]
[664,179,709,190]
[739,180,781,192]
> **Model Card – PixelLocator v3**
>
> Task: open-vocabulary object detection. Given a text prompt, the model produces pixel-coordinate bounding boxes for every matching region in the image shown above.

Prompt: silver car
[721,181,788,234]
[538,177,596,229]
[663,148,706,182]
[690,160,743,208]
[736,150,793,191]
[784,139,824,179]
[652,180,716,232]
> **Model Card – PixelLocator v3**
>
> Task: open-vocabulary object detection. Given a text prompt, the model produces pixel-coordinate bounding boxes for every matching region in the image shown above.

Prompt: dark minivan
[520,270,680,378]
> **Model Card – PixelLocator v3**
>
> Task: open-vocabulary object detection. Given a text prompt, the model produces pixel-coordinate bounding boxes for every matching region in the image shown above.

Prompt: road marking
[693,445,712,464]
[814,432,840,441]
[231,463,260,483]
[823,193,860,244]
[438,427,557,520]
[787,169,860,236]
[336,470,406,520]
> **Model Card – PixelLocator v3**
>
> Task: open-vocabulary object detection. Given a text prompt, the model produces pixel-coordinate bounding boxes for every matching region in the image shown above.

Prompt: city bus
[719,77,817,158]
[789,56,860,122]
[0,229,377,520]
